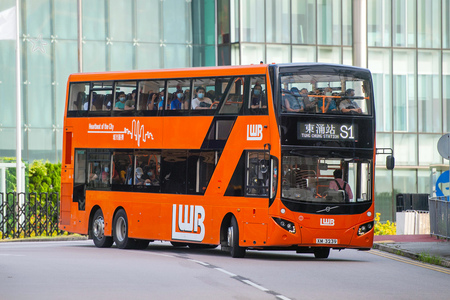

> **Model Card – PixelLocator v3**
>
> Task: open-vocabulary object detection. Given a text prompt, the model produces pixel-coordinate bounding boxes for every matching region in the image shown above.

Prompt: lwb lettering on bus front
[171,204,205,242]
[247,124,263,141]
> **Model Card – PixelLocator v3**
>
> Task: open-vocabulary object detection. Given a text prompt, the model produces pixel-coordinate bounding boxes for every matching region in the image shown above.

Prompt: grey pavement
[373,234,450,268]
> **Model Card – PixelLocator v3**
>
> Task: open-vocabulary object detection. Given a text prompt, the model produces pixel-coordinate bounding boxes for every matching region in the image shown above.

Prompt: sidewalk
[373,234,450,268]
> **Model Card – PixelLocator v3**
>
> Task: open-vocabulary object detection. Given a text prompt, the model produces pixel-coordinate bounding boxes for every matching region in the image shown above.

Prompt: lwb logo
[247,124,263,141]
[320,218,335,226]
[172,204,205,242]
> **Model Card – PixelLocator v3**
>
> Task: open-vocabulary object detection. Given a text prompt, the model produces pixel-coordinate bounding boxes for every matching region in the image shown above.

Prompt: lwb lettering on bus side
[247,124,263,141]
[171,204,205,242]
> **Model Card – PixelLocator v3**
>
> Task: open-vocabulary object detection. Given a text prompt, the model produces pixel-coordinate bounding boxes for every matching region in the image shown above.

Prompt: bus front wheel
[228,217,246,258]
[92,209,113,248]
[113,209,135,249]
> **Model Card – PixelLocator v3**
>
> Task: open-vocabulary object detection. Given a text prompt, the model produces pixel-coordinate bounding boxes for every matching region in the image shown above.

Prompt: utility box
[396,210,430,235]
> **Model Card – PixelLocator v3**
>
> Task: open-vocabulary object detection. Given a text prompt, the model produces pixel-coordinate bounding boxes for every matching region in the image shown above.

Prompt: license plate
[316,238,338,244]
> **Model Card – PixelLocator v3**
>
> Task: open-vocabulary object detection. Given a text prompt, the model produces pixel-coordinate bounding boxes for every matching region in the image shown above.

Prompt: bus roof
[68,64,271,82]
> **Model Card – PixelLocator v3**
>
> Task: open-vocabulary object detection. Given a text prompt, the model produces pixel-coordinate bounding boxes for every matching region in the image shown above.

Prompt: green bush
[374,212,396,235]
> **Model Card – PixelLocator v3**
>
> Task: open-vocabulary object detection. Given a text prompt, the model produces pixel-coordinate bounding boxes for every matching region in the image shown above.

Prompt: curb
[0,235,88,243]
[373,243,450,268]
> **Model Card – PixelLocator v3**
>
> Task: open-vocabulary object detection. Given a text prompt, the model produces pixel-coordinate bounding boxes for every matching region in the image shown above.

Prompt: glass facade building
[1,0,449,220]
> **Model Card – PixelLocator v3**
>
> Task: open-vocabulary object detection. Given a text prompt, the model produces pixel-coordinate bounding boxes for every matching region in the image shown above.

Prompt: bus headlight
[357,221,374,236]
[273,217,296,234]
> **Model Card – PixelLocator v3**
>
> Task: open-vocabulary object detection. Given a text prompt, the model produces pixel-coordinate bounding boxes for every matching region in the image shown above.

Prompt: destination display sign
[297,122,357,141]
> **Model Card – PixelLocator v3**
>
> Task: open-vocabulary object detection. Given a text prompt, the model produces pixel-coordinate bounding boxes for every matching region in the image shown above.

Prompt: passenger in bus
[329,169,353,202]
[135,167,145,185]
[192,86,212,109]
[339,89,362,114]
[170,89,185,110]
[317,87,338,113]
[101,166,110,184]
[250,84,267,109]
[297,88,316,112]
[124,89,137,110]
[147,92,159,110]
[283,90,304,112]
[114,92,127,110]
[183,89,191,109]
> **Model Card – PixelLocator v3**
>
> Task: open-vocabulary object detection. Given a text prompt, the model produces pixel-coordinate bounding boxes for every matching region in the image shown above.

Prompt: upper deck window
[280,71,372,115]
[68,83,90,113]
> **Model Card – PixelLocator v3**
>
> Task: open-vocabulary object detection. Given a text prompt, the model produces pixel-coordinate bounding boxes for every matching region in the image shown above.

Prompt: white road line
[188,259,209,266]
[276,295,292,300]
[242,279,269,292]
[214,267,237,277]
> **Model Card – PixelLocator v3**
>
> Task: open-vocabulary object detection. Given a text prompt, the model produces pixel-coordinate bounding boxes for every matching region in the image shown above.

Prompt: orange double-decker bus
[60,63,387,258]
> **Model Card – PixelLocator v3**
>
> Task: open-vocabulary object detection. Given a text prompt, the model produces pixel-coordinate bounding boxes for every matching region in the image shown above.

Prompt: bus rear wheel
[228,216,246,258]
[313,247,330,259]
[113,209,135,249]
[92,209,113,248]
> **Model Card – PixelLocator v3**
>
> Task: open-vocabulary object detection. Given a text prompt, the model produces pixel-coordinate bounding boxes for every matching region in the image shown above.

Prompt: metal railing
[429,197,450,240]
[0,192,62,239]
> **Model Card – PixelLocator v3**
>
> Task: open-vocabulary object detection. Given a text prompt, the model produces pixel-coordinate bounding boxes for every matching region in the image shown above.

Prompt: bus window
[218,77,244,115]
[87,150,112,189]
[90,82,113,112]
[161,150,188,194]
[134,151,161,188]
[138,80,165,113]
[247,76,267,114]
[192,77,232,114]
[280,73,372,115]
[281,155,372,203]
[165,79,191,111]
[246,151,270,196]
[68,83,90,112]
[187,151,217,194]
[111,151,133,187]
[113,81,138,112]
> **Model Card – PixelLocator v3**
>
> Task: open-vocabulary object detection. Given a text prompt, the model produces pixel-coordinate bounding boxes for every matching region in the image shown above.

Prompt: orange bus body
[60,64,375,257]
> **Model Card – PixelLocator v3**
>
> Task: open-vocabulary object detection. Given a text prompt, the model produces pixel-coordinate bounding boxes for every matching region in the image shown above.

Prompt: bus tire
[313,247,330,259]
[92,209,113,248]
[228,216,246,258]
[113,209,135,249]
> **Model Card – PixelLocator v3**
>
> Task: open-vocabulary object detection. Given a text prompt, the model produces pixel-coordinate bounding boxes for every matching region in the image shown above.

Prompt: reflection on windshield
[282,155,371,204]
[280,73,371,115]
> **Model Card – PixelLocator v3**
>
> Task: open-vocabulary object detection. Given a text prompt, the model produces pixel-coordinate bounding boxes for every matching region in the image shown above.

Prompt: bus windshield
[280,70,372,115]
[281,155,372,204]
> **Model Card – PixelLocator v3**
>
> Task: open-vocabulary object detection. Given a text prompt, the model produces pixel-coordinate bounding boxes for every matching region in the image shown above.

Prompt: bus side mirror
[386,155,395,170]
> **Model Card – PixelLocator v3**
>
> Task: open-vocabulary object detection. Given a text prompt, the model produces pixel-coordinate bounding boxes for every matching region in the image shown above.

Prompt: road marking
[370,250,450,275]
[276,296,292,300]
[215,267,237,277]
[242,279,269,292]
[188,259,209,266]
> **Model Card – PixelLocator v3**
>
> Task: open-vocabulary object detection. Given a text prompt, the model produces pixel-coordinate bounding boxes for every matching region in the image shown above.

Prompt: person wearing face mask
[101,166,110,184]
[135,167,145,185]
[170,89,184,110]
[114,92,127,110]
[192,86,212,109]
[250,84,267,109]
